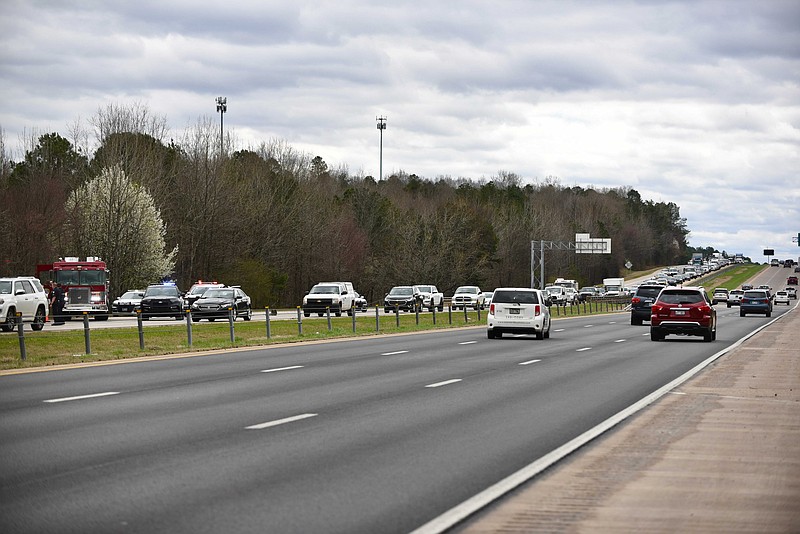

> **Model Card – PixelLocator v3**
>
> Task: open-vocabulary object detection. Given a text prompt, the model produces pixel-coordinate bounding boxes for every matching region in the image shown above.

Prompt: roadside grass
[694,263,767,293]
[0,301,629,370]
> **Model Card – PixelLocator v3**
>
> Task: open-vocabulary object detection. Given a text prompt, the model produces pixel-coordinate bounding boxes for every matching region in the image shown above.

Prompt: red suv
[788,276,798,285]
[650,287,716,342]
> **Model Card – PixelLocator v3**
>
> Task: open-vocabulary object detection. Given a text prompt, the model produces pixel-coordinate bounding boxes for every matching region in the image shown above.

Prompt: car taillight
[697,305,711,314]
[534,304,540,316]
[651,304,663,314]
[631,297,641,304]
[490,303,495,314]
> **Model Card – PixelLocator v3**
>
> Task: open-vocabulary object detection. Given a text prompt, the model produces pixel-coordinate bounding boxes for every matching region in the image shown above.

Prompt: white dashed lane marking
[519,359,541,366]
[425,379,462,388]
[261,366,304,373]
[44,392,120,403]
[382,350,409,356]
[246,413,318,430]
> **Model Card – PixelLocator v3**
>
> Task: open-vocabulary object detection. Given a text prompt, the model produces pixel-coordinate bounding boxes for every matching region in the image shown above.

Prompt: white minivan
[487,288,551,340]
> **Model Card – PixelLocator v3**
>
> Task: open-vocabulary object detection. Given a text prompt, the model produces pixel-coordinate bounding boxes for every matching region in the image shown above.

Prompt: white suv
[487,288,551,340]
[0,277,49,331]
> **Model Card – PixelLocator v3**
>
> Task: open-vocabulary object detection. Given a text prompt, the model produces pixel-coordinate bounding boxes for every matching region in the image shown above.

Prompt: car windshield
[389,287,413,296]
[658,290,705,304]
[120,291,142,299]
[416,286,433,292]
[311,285,340,294]
[145,286,179,297]
[492,290,540,304]
[203,289,234,299]
[455,287,478,294]
[189,285,216,295]
[0,281,11,295]
[636,287,662,298]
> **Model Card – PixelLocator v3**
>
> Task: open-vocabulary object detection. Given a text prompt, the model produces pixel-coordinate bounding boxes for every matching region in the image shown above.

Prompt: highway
[1,267,794,533]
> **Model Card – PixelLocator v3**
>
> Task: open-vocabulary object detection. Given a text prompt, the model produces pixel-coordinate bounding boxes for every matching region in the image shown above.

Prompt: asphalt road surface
[1,268,792,533]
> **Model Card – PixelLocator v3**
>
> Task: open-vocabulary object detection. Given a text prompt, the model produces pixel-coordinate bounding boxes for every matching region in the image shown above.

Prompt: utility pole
[376,116,386,181]
[216,96,227,155]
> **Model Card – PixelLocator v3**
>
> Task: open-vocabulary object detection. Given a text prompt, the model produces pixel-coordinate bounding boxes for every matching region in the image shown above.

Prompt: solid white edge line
[43,391,120,403]
[245,413,318,430]
[409,310,793,534]
[382,350,409,356]
[261,365,304,373]
[614,339,626,343]
[518,359,541,366]
[459,341,478,345]
[425,379,462,388]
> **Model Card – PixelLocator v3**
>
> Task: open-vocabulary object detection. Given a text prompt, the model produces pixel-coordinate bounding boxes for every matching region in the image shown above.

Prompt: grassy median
[0,301,630,370]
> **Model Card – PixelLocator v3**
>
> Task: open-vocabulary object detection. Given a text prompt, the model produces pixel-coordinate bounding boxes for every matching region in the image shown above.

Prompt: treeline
[0,105,690,306]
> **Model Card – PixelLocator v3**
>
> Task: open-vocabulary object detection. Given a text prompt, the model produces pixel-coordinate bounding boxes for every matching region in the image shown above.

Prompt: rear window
[492,290,540,305]
[657,290,705,304]
[743,290,767,299]
[635,286,661,298]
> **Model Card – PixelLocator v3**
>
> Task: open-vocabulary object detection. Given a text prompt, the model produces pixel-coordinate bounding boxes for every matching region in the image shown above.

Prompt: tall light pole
[216,96,227,155]
[376,116,386,181]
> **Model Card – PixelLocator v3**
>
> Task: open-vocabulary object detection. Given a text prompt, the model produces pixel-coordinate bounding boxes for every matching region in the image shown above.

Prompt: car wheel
[31,306,46,331]
[175,315,183,320]
[487,330,495,339]
[438,303,444,312]
[244,307,252,321]
[0,308,15,332]
[209,318,215,322]
[631,316,642,326]
[535,330,544,340]
[318,313,324,317]
[727,303,731,308]
[703,328,713,342]
[766,311,771,317]
[192,317,200,322]
[712,327,717,341]
[650,328,663,341]
[740,310,745,317]
[335,310,342,317]
[544,327,550,339]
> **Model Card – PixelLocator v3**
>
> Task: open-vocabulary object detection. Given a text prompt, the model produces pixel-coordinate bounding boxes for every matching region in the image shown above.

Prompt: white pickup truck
[415,284,444,311]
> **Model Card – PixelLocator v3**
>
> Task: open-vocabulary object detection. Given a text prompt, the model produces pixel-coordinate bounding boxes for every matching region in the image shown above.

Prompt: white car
[0,276,49,331]
[726,289,744,307]
[415,284,444,311]
[487,287,551,340]
[774,291,790,306]
[544,285,567,305]
[451,286,485,310]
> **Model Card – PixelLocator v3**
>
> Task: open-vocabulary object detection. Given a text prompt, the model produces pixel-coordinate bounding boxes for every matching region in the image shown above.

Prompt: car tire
[535,330,544,340]
[650,328,663,341]
[740,310,745,317]
[487,330,495,339]
[96,314,109,321]
[727,303,731,308]
[0,308,15,332]
[244,307,252,321]
[438,303,444,312]
[544,327,550,339]
[31,306,46,331]
[192,317,200,322]
[631,316,642,326]
[766,311,771,317]
[209,318,215,322]
[335,310,342,317]
[703,328,713,342]
[304,312,310,317]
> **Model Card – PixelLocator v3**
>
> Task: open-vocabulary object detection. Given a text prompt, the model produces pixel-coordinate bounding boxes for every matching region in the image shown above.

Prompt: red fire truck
[36,257,110,320]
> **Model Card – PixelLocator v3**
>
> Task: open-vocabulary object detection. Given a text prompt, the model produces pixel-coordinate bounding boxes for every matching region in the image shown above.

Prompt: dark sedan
[190,287,252,321]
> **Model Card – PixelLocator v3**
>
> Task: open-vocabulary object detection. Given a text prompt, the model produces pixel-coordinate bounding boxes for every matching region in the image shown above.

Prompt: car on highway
[785,287,797,299]
[303,282,355,317]
[630,284,663,325]
[415,284,444,311]
[773,290,790,306]
[111,289,144,316]
[726,289,745,307]
[578,286,601,301]
[353,291,368,312]
[739,289,773,317]
[481,291,494,307]
[0,276,48,331]
[544,285,567,306]
[384,285,422,313]
[451,286,485,310]
[711,288,728,305]
[190,286,252,321]
[649,286,716,342]
[487,287,551,340]
[184,281,226,307]
[788,276,798,285]
[140,283,184,320]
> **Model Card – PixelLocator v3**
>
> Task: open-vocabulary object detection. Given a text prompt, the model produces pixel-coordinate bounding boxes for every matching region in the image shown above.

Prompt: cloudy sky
[2,0,799,262]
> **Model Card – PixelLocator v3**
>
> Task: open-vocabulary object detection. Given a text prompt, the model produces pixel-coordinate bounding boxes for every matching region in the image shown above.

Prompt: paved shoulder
[457,308,800,533]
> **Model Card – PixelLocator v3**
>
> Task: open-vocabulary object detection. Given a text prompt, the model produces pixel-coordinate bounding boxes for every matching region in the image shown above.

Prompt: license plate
[673,310,686,316]
[509,308,520,315]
